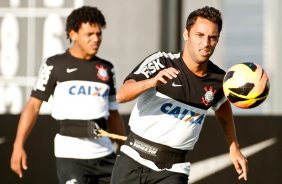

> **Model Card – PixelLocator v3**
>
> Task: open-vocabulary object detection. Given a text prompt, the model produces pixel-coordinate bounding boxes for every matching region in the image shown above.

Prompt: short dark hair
[66,6,106,40]
[186,6,222,35]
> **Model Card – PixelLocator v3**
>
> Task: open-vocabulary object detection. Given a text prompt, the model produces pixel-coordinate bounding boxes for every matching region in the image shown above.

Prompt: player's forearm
[216,114,239,147]
[13,99,41,147]
[13,118,37,149]
[106,110,127,152]
[14,113,38,147]
[116,79,154,103]
[215,101,239,147]
[107,110,126,136]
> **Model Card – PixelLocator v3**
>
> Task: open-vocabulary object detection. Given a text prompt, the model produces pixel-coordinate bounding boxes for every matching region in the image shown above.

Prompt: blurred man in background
[11,6,125,184]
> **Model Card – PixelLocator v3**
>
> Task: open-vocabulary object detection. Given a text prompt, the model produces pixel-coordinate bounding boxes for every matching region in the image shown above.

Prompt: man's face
[71,22,102,59]
[185,17,219,64]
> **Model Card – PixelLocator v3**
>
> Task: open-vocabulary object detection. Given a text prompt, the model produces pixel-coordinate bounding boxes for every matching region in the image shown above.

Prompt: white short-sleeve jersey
[31,50,118,159]
[125,51,227,150]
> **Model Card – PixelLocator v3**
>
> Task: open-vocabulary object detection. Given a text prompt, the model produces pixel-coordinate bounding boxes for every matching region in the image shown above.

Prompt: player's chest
[156,73,222,109]
[55,63,112,84]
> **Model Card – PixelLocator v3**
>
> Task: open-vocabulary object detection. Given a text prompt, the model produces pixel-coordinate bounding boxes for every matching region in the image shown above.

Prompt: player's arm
[10,97,43,178]
[116,67,179,103]
[106,110,126,151]
[215,100,248,181]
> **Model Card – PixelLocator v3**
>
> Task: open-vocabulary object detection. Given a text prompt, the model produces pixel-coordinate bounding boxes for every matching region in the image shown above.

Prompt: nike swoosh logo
[189,137,277,183]
[172,82,182,87]
[66,68,78,73]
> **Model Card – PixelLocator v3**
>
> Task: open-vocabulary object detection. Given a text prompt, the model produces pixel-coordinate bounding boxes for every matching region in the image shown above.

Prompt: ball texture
[223,62,270,109]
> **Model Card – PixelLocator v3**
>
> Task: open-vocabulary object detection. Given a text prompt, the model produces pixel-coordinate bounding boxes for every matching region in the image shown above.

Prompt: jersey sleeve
[31,58,57,101]
[124,52,167,82]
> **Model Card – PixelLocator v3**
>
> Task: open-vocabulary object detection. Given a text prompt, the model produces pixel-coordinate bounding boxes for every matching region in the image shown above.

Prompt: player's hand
[151,67,179,87]
[229,148,248,181]
[10,146,28,178]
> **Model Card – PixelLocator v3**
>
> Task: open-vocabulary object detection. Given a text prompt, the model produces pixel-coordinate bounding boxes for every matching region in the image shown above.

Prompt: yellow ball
[223,62,270,109]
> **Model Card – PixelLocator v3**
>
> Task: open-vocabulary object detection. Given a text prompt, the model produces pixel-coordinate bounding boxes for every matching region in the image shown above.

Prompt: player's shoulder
[141,51,181,66]
[208,60,226,75]
[93,56,114,68]
[145,51,180,60]
[45,50,68,65]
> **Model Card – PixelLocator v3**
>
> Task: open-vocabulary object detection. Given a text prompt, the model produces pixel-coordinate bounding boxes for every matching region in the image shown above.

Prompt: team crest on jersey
[202,86,217,106]
[96,65,109,81]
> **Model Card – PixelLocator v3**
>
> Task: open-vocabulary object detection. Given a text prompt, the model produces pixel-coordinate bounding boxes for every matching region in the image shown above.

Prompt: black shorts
[56,153,116,184]
[110,152,188,184]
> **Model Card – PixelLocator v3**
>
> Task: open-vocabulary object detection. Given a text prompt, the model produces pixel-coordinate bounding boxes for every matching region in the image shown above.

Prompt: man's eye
[210,36,218,41]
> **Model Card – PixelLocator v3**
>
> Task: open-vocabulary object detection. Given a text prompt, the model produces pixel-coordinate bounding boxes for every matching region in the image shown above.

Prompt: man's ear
[69,30,77,42]
[183,29,188,41]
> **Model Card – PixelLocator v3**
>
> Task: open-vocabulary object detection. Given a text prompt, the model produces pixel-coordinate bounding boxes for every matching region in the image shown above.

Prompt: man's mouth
[91,45,99,50]
[199,49,210,56]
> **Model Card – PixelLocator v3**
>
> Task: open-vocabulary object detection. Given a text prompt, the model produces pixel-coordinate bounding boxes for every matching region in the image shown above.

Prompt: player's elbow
[116,92,126,103]
[116,80,137,103]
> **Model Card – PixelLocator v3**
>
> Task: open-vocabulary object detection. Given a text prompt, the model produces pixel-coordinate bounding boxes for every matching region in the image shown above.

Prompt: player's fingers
[166,67,180,74]
[238,173,246,180]
[165,67,180,77]
[238,158,248,180]
[238,169,247,181]
[17,168,23,178]
[157,76,169,84]
[11,159,23,178]
[233,160,242,174]
[21,154,28,171]
[158,71,173,80]
[153,67,180,85]
[158,68,179,80]
[234,157,248,181]
[154,72,171,84]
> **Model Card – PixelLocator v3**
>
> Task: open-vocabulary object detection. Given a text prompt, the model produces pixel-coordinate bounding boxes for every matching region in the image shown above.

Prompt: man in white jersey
[10,6,126,184]
[111,6,248,184]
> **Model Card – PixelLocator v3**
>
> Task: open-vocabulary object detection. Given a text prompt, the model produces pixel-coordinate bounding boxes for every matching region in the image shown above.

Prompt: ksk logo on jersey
[96,65,109,81]
[201,86,217,106]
